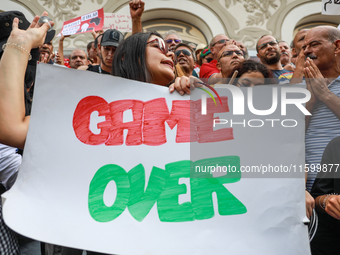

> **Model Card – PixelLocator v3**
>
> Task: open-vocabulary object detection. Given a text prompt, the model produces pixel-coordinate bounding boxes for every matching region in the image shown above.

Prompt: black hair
[87,41,94,51]
[112,31,163,83]
[234,60,275,85]
[94,34,103,49]
[256,34,270,53]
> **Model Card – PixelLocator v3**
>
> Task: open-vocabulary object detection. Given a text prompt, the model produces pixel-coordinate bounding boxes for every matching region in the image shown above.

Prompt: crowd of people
[0,0,340,254]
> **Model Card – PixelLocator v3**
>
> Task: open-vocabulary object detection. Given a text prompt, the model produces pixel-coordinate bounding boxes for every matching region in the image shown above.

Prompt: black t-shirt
[310,136,340,255]
[311,136,340,197]
[87,64,110,75]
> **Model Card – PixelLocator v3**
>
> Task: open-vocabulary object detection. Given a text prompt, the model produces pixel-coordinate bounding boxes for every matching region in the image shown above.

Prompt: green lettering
[157,160,195,222]
[191,156,247,220]
[88,164,130,222]
[128,164,169,222]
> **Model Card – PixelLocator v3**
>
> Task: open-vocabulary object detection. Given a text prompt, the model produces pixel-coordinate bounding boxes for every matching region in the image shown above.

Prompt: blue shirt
[271,69,293,84]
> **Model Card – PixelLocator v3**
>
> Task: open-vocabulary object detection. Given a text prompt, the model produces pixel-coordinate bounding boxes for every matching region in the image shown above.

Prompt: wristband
[2,42,32,60]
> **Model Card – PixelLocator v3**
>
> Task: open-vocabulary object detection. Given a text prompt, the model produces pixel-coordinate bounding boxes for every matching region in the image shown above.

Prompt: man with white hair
[163,30,182,51]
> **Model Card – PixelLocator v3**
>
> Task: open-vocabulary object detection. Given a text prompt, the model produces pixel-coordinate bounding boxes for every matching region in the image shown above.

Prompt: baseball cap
[100,29,124,47]
[0,11,55,53]
[200,46,211,58]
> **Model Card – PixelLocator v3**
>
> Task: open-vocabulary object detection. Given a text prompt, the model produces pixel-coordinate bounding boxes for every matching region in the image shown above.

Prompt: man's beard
[263,51,280,65]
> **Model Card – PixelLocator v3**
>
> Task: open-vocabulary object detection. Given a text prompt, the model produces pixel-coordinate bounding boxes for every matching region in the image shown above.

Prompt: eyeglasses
[219,50,244,60]
[147,38,168,55]
[212,39,229,47]
[258,40,278,51]
[204,57,213,63]
[175,49,192,57]
[165,39,181,44]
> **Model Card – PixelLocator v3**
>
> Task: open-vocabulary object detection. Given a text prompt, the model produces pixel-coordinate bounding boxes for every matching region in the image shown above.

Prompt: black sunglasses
[212,39,229,47]
[219,50,244,60]
[258,40,278,51]
[175,49,192,57]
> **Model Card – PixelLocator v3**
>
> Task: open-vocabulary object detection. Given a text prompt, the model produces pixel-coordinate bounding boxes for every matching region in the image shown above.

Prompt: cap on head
[101,29,124,47]
[196,43,206,52]
[0,11,30,51]
[200,46,211,58]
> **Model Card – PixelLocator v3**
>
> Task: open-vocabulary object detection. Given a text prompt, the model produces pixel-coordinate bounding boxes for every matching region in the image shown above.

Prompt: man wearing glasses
[173,43,197,78]
[256,35,293,84]
[163,30,182,52]
[200,34,232,82]
[216,44,244,81]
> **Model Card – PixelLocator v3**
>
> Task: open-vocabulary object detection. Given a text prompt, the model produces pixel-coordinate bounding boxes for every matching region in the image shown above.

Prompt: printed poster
[59,8,104,36]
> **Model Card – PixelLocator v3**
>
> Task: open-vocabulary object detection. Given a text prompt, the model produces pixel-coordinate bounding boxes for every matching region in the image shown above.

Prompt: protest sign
[3,64,310,255]
[322,0,340,15]
[103,13,132,32]
[59,8,104,36]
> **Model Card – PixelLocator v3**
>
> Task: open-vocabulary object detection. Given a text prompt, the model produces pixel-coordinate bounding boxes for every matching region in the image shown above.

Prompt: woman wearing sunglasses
[112,32,201,95]
[112,31,175,86]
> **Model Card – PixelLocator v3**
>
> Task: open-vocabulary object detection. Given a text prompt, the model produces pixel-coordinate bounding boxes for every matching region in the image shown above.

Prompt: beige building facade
[2,0,340,56]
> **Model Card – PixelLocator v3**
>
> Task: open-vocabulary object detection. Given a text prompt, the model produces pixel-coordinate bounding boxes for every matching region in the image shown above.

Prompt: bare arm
[304,78,317,131]
[206,72,223,85]
[77,65,88,70]
[130,0,145,34]
[0,13,52,148]
[305,190,315,219]
[305,171,315,219]
[290,49,305,84]
[58,34,70,66]
[91,29,104,41]
[169,76,204,95]
[315,195,340,219]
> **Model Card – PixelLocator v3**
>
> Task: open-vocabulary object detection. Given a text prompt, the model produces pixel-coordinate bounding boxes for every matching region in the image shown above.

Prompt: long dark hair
[112,31,162,83]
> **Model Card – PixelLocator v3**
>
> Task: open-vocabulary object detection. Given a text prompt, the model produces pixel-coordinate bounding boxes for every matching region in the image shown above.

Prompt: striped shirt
[306,76,340,191]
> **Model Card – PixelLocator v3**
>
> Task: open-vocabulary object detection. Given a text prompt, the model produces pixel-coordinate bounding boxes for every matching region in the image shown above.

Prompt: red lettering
[73,96,233,146]
[194,97,233,143]
[72,96,111,145]
[143,98,170,146]
[166,100,190,143]
[105,100,144,146]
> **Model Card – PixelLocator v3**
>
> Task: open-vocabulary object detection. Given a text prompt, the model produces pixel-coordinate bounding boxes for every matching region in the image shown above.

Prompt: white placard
[103,13,132,32]
[2,64,310,255]
[322,0,340,15]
